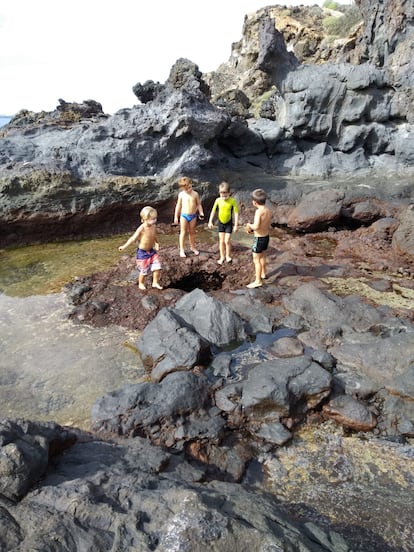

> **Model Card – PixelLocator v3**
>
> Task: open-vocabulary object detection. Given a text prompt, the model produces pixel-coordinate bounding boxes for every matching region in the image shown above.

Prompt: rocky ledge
[2,195,414,549]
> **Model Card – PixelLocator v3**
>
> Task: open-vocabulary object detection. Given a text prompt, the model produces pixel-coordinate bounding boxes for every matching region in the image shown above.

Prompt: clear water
[0,227,217,297]
[0,234,134,297]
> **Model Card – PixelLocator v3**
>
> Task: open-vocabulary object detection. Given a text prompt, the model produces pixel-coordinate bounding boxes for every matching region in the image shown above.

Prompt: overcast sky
[0,0,345,115]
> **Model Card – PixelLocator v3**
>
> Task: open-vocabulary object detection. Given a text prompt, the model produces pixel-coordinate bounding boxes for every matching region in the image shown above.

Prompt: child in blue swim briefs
[208,181,239,264]
[118,206,163,290]
[173,176,204,257]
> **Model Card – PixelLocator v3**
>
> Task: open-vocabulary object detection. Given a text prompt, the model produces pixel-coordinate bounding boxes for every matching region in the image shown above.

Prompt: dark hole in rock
[172,271,225,292]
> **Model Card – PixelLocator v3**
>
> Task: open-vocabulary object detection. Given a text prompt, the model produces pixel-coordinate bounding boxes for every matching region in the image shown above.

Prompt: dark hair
[252,188,267,205]
[219,181,230,192]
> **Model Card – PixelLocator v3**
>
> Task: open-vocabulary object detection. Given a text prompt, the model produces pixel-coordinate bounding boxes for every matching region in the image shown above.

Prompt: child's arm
[154,232,160,251]
[246,210,260,234]
[118,225,143,251]
[196,192,204,219]
[233,209,239,232]
[174,194,182,224]
[208,199,218,228]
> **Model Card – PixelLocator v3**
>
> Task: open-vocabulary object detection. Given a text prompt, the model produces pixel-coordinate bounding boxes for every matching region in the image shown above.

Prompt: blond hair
[140,206,157,221]
[178,176,192,189]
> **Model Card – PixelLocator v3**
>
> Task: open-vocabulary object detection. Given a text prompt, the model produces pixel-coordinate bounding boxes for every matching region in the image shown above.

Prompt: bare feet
[226,257,232,263]
[217,258,224,265]
[180,250,186,258]
[152,283,163,290]
[191,249,200,256]
[138,283,146,290]
[246,281,262,289]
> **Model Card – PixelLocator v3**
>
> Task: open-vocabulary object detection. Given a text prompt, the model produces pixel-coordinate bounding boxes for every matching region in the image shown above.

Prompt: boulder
[137,307,211,382]
[287,189,344,231]
[323,394,377,431]
[172,288,247,347]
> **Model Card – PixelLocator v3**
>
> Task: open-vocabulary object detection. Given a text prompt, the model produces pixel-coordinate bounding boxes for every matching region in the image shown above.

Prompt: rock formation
[1,0,414,246]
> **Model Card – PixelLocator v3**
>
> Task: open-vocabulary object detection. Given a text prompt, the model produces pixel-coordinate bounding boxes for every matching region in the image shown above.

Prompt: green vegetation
[322,3,362,38]
[323,1,341,10]
[251,87,276,119]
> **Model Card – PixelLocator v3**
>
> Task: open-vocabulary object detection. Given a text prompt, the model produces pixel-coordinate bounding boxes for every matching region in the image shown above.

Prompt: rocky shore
[1,1,414,550]
[2,192,413,550]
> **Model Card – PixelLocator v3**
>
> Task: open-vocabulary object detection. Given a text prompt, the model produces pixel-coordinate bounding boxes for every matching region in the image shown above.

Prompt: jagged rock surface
[1,1,414,247]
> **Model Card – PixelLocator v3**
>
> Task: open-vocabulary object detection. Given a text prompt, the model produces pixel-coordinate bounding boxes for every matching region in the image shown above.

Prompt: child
[173,176,204,257]
[208,181,239,264]
[118,206,163,290]
[245,188,272,289]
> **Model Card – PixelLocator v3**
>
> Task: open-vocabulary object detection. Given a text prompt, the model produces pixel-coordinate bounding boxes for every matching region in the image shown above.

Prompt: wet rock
[0,419,78,501]
[269,335,304,357]
[284,282,407,336]
[214,383,242,413]
[185,440,251,482]
[388,364,414,398]
[91,371,215,442]
[136,288,246,382]
[210,352,232,378]
[240,356,332,421]
[323,394,377,431]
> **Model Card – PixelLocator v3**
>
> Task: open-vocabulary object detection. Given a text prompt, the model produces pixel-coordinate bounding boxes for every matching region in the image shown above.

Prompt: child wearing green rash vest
[208,181,239,264]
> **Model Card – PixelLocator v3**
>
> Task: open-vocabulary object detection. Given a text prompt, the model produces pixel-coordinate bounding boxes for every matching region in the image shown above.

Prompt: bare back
[253,205,272,237]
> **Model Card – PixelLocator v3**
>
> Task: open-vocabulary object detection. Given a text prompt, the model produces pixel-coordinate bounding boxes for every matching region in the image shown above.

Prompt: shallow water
[0,292,143,429]
[0,227,217,427]
[0,228,218,297]
[0,234,127,297]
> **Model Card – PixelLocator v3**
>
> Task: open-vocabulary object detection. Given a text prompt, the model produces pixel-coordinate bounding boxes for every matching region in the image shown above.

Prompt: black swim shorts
[252,235,269,253]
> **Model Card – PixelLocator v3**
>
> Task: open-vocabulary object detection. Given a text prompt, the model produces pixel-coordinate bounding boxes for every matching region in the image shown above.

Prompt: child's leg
[224,233,232,262]
[188,218,199,255]
[260,253,267,279]
[138,272,146,290]
[152,270,163,289]
[218,232,226,264]
[247,252,263,288]
[179,217,188,257]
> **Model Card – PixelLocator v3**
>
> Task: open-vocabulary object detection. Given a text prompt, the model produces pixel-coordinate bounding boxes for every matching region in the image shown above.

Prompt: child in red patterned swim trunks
[118,206,163,290]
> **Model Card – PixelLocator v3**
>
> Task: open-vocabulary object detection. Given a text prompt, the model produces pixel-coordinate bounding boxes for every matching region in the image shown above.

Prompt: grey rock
[172,288,246,347]
[136,307,211,382]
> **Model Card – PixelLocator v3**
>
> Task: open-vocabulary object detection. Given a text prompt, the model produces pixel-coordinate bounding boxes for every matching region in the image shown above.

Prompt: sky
[0,0,344,116]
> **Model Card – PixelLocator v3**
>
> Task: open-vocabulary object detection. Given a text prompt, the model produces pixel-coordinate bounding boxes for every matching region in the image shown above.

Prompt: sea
[0,115,12,127]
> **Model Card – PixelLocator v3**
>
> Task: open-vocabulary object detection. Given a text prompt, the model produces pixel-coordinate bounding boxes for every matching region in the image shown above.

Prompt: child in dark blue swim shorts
[245,189,272,288]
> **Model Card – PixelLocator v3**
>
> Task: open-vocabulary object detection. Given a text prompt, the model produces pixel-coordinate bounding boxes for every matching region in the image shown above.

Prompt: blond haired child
[173,176,204,257]
[208,181,239,264]
[245,188,272,288]
[118,206,162,290]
